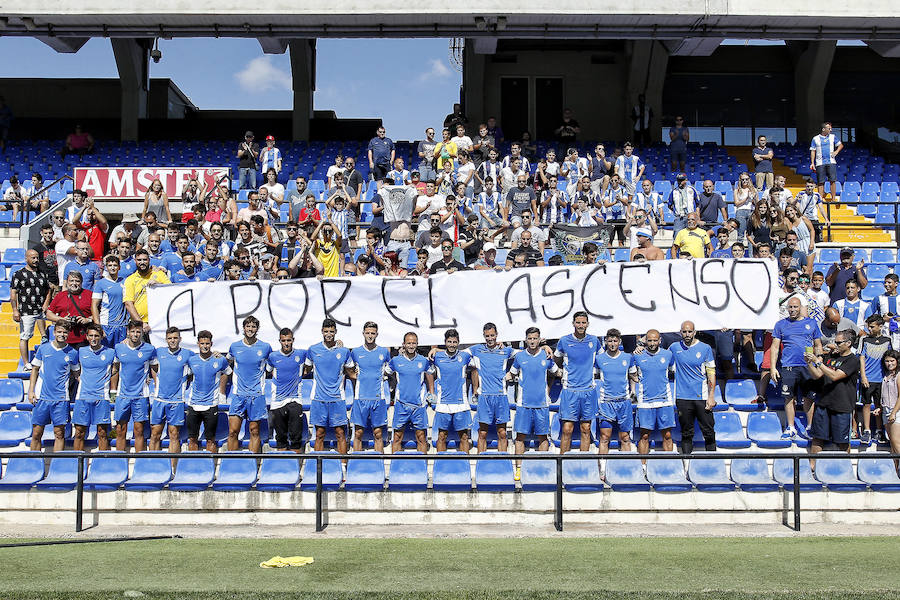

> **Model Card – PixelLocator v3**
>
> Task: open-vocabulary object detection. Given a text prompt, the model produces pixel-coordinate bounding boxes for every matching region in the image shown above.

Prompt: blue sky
[0,37,461,141]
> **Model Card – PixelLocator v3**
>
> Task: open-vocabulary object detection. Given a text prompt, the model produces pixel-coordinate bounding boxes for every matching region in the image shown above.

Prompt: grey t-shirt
[417,140,437,168]
[505,187,537,218]
[380,185,417,223]
[820,317,860,347]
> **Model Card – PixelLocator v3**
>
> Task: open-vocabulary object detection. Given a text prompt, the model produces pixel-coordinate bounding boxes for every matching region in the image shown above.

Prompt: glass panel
[723,127,753,146]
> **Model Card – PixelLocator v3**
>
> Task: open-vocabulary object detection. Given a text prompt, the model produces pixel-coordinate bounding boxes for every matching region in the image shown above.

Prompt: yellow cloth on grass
[259,556,314,569]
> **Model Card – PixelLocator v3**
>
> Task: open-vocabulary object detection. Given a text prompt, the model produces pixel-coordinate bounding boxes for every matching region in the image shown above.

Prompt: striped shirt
[810,134,838,167]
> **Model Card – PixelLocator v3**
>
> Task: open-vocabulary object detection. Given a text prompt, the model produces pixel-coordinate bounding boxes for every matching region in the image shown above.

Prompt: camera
[150,48,162,63]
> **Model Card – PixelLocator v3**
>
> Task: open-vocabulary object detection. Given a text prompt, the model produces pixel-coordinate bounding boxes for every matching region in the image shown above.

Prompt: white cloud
[418,58,451,82]
[234,56,292,93]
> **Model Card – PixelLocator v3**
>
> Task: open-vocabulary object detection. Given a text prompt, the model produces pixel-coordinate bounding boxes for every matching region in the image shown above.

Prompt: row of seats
[1,451,897,492]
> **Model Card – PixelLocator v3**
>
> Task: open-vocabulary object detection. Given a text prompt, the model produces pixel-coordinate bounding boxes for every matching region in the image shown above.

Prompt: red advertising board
[73,167,231,200]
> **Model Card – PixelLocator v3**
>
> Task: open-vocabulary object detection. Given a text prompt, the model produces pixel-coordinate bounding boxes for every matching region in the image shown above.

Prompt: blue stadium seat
[256,453,301,491]
[0,281,10,303]
[562,458,604,492]
[746,412,790,448]
[814,458,867,491]
[857,458,900,491]
[345,453,386,492]
[551,413,596,448]
[818,248,840,263]
[300,453,343,491]
[687,456,735,491]
[712,412,751,448]
[773,458,822,491]
[84,456,129,491]
[862,282,885,302]
[730,457,778,492]
[871,248,896,264]
[124,452,172,490]
[853,248,869,262]
[474,455,515,491]
[604,456,650,491]
[1,247,26,267]
[211,453,258,491]
[646,457,692,492]
[35,456,86,491]
[614,248,630,262]
[723,379,760,411]
[520,458,557,491]
[0,452,45,489]
[387,454,428,491]
[867,264,890,282]
[0,379,24,409]
[0,410,32,446]
[168,454,215,491]
[432,453,472,491]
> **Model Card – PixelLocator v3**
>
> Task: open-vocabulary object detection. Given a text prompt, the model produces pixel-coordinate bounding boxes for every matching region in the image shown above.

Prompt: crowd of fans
[9,113,898,478]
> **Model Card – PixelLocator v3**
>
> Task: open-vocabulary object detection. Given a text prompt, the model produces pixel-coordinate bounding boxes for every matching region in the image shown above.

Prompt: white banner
[148,259,780,350]
[73,167,230,200]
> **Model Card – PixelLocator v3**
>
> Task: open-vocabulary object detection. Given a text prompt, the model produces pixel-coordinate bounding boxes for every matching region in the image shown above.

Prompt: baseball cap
[635,228,652,239]
[411,170,420,177]
[265,135,274,141]
[675,173,687,181]
[260,253,276,262]
[483,242,497,252]
[840,247,854,257]
[121,213,139,223]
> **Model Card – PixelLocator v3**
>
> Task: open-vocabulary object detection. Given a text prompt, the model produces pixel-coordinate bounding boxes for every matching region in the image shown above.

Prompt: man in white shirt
[55,224,79,283]
[450,124,473,155]
[795,178,830,242]
[809,121,843,200]
[766,175,794,210]
[614,142,645,199]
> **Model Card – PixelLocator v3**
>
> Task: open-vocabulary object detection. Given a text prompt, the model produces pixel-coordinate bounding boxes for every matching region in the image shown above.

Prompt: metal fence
[2,450,897,534]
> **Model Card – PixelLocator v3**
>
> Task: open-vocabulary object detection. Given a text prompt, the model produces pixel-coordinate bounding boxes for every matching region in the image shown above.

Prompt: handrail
[2,450,895,534]
[14,174,74,228]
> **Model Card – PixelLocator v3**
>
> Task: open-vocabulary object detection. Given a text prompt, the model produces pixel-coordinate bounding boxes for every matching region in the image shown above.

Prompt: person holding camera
[46,271,93,348]
[236,131,260,190]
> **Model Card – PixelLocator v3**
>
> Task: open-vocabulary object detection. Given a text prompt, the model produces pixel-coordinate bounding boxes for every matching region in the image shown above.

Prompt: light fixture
[21,17,37,31]
[150,38,162,63]
[496,16,507,31]
[474,16,486,30]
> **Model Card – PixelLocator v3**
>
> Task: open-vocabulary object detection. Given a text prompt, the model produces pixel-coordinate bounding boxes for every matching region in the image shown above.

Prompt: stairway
[725,147,892,244]
[0,301,40,377]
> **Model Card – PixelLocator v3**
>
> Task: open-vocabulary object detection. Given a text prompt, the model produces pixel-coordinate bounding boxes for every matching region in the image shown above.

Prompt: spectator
[732,172,757,238]
[581,241,611,265]
[519,131,537,160]
[672,212,711,259]
[180,176,207,217]
[0,96,11,151]
[500,142,531,173]
[858,315,891,445]
[506,231,544,267]
[474,176,503,229]
[747,201,779,256]
[783,204,815,256]
[433,128,458,172]
[256,187,281,223]
[624,208,658,250]
[23,173,50,214]
[60,124,94,157]
[2,175,26,221]
[46,271,93,346]
[810,121,843,200]
[260,167,285,205]
[600,175,629,247]
[237,131,260,190]
[805,329,858,464]
[326,170,359,214]
[485,116,504,144]
[381,250,407,276]
[471,123,495,166]
[11,250,51,369]
[66,189,90,226]
[569,196,603,226]
[833,280,870,329]
[421,226,445,267]
[416,128,438,182]
[536,149,561,189]
[435,160,457,196]
[456,153,476,200]
[475,148,502,195]
[504,174,538,229]
[32,223,60,292]
[109,213,143,250]
[450,124,473,156]
[698,180,728,227]
[668,116,689,171]
[50,209,67,240]
[631,179,662,224]
[286,238,324,279]
[499,156,525,196]
[55,223,79,283]
[795,179,829,242]
[710,229,734,258]
[63,241,101,291]
[614,142,645,200]
[540,175,569,224]
[142,178,172,223]
[554,108,580,143]
[443,103,468,132]
[326,154,344,189]
[472,243,503,271]
[387,158,411,186]
[259,135,283,177]
[288,176,319,223]
[631,94,653,147]
[313,220,342,277]
[825,247,868,304]
[408,248,431,276]
[367,126,395,188]
[881,350,900,464]
[630,229,665,261]
[237,191,269,224]
[752,135,774,191]
[589,143,612,196]
[766,175,793,210]
[667,173,697,236]
[562,148,589,199]
[73,200,108,263]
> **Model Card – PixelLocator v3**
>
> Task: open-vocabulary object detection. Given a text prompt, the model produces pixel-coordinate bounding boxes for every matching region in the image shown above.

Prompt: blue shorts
[115,396,149,423]
[433,410,472,432]
[514,406,550,436]
[350,398,388,429]
[392,402,428,431]
[635,405,677,431]
[309,399,348,428]
[810,405,851,445]
[559,388,598,422]
[780,366,812,402]
[103,324,127,349]
[476,393,510,426]
[151,400,186,427]
[73,399,111,427]
[32,399,69,427]
[598,399,634,431]
[229,394,267,422]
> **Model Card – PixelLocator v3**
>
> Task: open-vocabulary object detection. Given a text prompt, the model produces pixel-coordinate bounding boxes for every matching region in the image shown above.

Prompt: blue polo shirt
[76,346,116,401]
[367,136,395,166]
[227,339,273,397]
[671,340,715,400]
[553,333,600,390]
[171,270,203,283]
[186,354,231,408]
[632,349,674,407]
[350,345,390,400]
[772,317,822,367]
[304,342,354,402]
[385,354,433,407]
[510,349,559,408]
[594,351,634,402]
[433,350,475,408]
[155,347,194,401]
[118,258,137,279]
[92,276,128,327]
[469,343,514,395]
[114,341,157,399]
[32,342,80,401]
[63,260,101,291]
[266,348,308,408]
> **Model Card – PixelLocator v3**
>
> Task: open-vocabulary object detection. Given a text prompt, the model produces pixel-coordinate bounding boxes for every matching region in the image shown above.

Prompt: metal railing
[2,450,896,534]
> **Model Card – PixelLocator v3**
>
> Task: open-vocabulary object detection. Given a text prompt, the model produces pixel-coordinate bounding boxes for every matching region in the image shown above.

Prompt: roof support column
[789,41,836,143]
[289,39,315,141]
[111,38,150,141]
[625,40,669,143]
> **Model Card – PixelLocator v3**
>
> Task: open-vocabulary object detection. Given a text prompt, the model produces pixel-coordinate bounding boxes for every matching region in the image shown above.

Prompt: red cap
[265,135,275,141]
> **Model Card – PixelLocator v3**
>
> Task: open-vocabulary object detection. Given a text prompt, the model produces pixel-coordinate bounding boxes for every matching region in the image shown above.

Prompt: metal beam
[866,41,900,57]
[472,37,497,54]
[257,37,288,54]
[663,37,724,56]
[36,36,89,53]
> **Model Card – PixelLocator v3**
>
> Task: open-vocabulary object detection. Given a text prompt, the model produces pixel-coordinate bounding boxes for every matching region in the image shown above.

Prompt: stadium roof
[3,1,900,40]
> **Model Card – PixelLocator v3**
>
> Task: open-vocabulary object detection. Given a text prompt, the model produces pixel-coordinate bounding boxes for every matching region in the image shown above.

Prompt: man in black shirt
[429,241,467,274]
[11,249,51,369]
[31,223,59,291]
[805,330,859,461]
[555,108,580,143]
[237,131,260,190]
[505,230,544,268]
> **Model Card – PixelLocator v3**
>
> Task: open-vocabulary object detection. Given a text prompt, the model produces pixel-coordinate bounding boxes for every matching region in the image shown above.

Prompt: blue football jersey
[385,354,434,407]
[186,354,231,408]
[433,350,475,407]
[350,346,390,400]
[76,346,116,401]
[32,342,80,401]
[304,342,354,402]
[671,341,715,401]
[632,349,674,407]
[510,349,559,408]
[554,333,600,390]
[469,343,514,395]
[227,340,273,397]
[155,347,194,401]
[594,351,634,401]
[114,341,157,399]
[267,349,308,406]
[92,276,128,327]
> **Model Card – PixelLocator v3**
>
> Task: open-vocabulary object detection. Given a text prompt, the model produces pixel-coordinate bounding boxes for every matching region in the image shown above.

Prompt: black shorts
[185,406,218,441]
[372,164,389,181]
[815,164,837,184]
[859,383,882,408]
[270,403,307,450]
